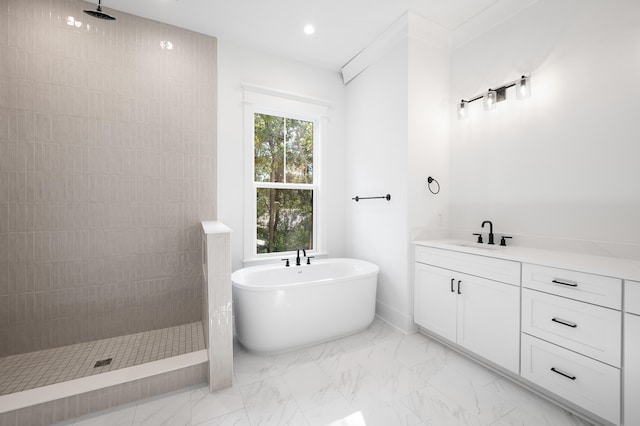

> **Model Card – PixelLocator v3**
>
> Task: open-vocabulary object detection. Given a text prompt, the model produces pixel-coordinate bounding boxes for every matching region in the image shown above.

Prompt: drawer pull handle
[551,279,578,287]
[551,318,577,328]
[457,280,462,295]
[550,367,576,381]
[451,278,455,293]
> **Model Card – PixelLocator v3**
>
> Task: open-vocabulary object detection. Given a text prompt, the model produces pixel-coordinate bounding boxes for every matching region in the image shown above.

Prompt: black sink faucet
[296,248,306,266]
[482,221,494,245]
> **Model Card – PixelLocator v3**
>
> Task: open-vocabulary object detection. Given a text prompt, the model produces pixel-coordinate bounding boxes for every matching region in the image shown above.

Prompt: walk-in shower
[0,0,220,423]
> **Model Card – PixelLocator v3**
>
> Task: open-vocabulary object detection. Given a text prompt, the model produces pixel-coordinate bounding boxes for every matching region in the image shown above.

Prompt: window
[254,113,314,254]
[243,86,329,260]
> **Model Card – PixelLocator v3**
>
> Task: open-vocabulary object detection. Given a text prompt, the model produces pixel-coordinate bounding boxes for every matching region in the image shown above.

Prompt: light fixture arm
[463,94,483,104]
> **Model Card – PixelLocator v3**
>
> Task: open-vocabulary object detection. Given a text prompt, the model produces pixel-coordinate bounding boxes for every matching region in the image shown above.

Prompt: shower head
[84,0,116,20]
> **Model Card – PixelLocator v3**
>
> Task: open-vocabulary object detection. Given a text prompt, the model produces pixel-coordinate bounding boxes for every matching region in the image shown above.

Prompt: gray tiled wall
[0,0,217,356]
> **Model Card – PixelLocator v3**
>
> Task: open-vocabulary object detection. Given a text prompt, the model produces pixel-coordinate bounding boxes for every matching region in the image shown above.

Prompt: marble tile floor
[55,318,595,426]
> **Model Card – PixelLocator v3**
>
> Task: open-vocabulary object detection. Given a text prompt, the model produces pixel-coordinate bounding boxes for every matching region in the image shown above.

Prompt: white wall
[345,39,410,329]
[450,0,640,257]
[217,42,347,271]
[407,34,451,241]
[344,14,451,331]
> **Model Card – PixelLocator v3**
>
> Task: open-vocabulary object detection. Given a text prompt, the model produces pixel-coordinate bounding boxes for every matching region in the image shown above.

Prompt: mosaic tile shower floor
[0,322,205,396]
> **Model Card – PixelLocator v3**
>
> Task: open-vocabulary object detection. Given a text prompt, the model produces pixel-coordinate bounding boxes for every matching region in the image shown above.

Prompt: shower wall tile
[0,0,217,357]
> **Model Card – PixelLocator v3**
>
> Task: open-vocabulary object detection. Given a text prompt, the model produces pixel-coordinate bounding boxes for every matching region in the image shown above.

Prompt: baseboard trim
[375,300,419,334]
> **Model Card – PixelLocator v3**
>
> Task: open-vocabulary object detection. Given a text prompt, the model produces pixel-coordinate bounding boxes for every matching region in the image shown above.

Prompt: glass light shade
[483,90,497,111]
[516,75,531,99]
[457,100,468,120]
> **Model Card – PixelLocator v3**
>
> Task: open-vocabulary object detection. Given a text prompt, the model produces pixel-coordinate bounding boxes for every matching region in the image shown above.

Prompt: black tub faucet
[482,221,494,245]
[296,248,306,266]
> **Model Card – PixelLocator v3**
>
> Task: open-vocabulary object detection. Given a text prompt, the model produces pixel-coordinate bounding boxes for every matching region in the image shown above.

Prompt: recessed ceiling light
[303,24,315,35]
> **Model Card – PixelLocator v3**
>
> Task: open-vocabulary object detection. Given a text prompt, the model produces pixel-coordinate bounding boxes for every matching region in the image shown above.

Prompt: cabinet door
[457,273,520,374]
[626,313,640,426]
[414,263,457,342]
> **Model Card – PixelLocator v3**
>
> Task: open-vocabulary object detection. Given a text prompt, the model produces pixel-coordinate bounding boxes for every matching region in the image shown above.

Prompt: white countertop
[413,239,640,282]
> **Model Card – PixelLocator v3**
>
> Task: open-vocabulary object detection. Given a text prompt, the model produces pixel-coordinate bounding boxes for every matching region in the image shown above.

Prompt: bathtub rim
[231,257,379,292]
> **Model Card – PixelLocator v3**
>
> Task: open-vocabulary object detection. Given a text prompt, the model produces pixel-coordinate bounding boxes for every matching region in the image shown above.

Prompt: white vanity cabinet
[521,263,622,425]
[414,246,521,374]
[413,241,637,426]
[625,280,640,426]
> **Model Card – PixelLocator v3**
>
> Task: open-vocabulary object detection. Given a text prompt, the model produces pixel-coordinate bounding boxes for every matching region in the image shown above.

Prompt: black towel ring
[427,176,440,194]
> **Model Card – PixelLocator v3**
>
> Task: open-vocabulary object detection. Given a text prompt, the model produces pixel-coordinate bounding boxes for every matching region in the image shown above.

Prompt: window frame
[242,85,329,263]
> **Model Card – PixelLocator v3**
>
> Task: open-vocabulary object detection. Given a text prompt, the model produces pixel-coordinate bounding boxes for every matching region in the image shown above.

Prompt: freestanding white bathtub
[231,258,379,354]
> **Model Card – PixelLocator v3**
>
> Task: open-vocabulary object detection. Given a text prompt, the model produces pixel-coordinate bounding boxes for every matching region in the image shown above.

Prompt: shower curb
[0,352,207,426]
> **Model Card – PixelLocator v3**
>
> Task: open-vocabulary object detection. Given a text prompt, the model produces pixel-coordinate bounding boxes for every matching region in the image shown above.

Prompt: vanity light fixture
[457,74,531,120]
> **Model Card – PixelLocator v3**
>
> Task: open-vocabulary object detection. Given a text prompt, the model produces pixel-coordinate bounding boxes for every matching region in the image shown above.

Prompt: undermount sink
[451,242,504,251]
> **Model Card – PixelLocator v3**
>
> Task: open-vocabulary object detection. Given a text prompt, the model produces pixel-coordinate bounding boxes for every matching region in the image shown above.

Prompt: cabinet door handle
[551,279,578,287]
[450,278,455,293]
[552,317,577,328]
[550,367,576,381]
[457,280,462,295]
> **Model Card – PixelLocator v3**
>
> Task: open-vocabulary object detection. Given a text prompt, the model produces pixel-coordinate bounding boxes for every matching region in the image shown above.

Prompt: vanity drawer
[521,333,620,425]
[626,280,640,315]
[415,245,520,285]
[522,289,621,367]
[522,263,621,309]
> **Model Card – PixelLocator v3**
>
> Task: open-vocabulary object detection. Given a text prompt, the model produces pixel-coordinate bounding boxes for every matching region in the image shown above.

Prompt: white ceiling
[101,0,538,70]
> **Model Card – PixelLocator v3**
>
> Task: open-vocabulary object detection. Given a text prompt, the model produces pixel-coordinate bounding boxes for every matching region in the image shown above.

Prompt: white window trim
[242,85,330,264]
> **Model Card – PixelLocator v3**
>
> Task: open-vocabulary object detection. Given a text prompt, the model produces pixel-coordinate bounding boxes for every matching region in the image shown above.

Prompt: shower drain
[94,358,113,368]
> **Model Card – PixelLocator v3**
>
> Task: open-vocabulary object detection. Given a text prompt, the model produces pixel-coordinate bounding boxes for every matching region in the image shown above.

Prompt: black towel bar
[352,194,391,202]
